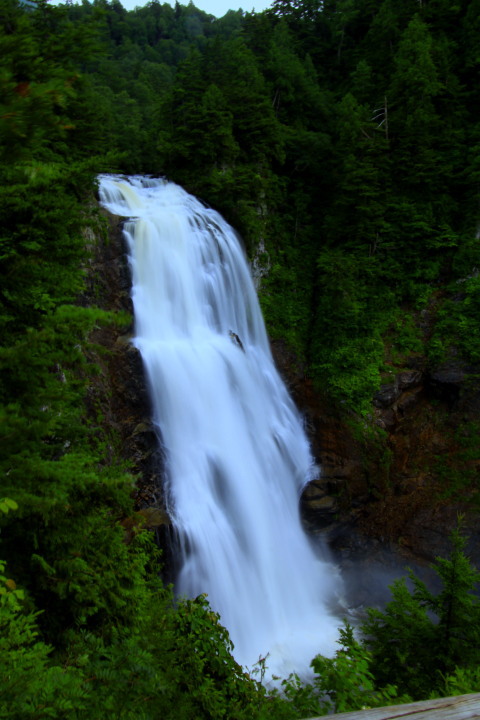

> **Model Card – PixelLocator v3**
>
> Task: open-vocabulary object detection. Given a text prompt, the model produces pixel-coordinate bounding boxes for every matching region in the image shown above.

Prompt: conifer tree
[362,526,480,699]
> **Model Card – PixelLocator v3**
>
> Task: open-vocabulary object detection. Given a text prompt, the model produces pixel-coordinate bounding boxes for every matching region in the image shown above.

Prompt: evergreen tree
[363,526,480,699]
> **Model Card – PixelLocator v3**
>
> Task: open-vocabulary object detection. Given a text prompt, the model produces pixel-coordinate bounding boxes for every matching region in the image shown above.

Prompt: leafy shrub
[281,623,403,717]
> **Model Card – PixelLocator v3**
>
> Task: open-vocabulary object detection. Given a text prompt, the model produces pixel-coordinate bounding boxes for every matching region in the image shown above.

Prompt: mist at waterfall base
[99,174,342,680]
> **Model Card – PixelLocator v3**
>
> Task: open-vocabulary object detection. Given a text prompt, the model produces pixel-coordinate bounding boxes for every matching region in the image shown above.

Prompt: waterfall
[98,175,341,679]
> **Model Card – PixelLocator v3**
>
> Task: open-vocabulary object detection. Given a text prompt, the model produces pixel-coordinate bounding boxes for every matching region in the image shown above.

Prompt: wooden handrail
[304,692,480,719]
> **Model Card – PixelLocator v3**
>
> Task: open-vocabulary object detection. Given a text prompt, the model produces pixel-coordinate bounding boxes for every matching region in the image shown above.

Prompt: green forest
[2,0,480,716]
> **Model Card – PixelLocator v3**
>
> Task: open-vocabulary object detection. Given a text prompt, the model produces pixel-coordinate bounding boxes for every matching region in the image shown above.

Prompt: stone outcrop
[271,338,480,573]
[83,209,166,513]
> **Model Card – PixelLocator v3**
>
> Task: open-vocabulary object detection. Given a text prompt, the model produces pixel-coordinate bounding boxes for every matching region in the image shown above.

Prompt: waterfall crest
[98,175,340,678]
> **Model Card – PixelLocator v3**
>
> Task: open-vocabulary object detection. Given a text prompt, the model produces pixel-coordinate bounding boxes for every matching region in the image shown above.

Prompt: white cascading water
[98,175,341,679]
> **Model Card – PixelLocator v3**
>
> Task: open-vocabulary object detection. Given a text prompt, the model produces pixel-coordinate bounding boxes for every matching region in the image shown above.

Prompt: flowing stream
[98,175,341,678]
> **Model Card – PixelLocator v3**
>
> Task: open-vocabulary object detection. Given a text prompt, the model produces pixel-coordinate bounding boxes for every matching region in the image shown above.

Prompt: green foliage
[0,498,279,719]
[281,623,404,717]
[44,0,479,429]
[0,9,295,720]
[387,311,424,360]
[160,595,277,720]
[310,623,402,714]
[0,0,103,164]
[309,249,391,415]
[0,499,18,515]
[0,543,284,720]
[443,665,480,696]
[362,573,437,697]
[362,524,480,699]
[0,501,85,718]
[429,275,480,365]
[3,0,480,716]
[259,245,314,358]
[0,559,86,719]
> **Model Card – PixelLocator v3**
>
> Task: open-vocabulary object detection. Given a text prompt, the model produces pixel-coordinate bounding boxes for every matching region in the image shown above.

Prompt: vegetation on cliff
[2,0,480,716]
[53,0,480,420]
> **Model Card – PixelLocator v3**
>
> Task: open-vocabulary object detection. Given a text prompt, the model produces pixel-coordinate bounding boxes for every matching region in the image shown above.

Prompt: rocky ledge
[271,338,480,576]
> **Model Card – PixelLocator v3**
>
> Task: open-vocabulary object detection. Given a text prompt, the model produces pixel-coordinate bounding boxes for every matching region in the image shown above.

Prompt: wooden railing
[305,692,480,719]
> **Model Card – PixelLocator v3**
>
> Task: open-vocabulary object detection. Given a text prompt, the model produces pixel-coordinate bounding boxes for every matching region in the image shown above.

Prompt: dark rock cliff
[271,338,480,580]
[83,210,170,553]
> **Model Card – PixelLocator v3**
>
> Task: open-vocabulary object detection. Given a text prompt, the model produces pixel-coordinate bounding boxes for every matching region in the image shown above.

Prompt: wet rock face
[428,360,480,411]
[270,338,368,528]
[300,482,338,531]
[374,369,423,410]
[84,210,165,510]
[271,338,480,569]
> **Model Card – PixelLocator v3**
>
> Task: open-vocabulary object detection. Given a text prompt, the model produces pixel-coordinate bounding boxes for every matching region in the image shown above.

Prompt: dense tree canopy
[49,0,480,419]
[2,0,480,715]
